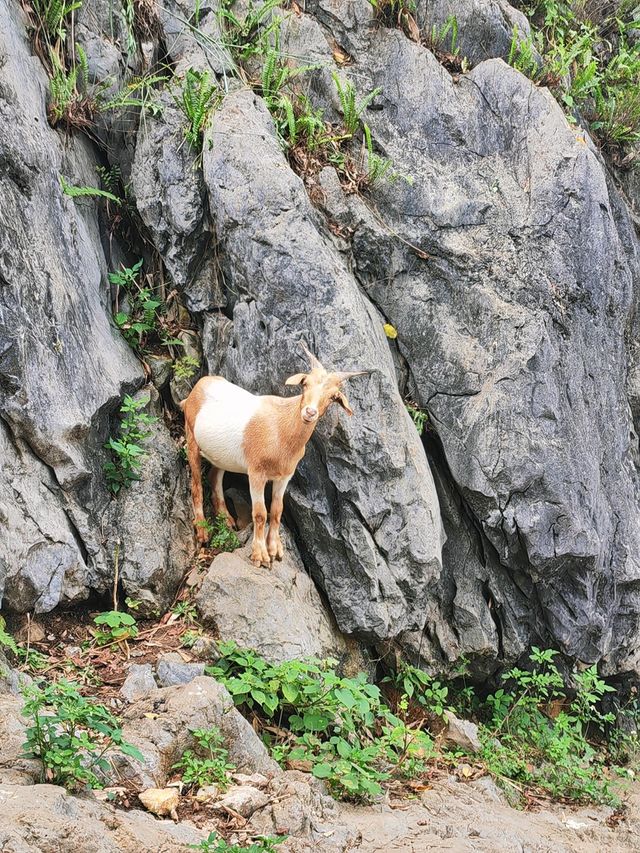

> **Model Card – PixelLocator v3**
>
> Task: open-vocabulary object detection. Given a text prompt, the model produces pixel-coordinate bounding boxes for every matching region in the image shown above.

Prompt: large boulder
[269,14,640,673]
[196,528,366,666]
[0,0,195,614]
[116,676,279,787]
[200,89,445,644]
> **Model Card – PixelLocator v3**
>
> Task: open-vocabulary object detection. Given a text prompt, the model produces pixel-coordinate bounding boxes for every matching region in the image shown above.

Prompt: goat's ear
[285,372,307,386]
[333,391,353,416]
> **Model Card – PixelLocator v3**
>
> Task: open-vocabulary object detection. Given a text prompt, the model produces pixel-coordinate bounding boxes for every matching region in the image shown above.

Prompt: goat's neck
[278,396,316,456]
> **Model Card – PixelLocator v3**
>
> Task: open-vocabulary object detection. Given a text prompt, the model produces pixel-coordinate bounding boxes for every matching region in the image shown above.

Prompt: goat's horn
[334,370,370,383]
[299,341,323,370]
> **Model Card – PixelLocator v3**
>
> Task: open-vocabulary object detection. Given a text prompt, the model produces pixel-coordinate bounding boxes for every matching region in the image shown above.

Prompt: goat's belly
[193,387,258,474]
[194,418,248,473]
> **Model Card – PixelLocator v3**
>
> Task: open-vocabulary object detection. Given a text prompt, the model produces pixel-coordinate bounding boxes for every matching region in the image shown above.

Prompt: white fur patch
[193,378,261,474]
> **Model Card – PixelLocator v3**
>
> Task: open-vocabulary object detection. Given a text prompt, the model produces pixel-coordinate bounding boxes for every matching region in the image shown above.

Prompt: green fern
[218,0,283,61]
[49,49,80,121]
[59,175,121,204]
[332,73,381,136]
[33,0,82,42]
[75,42,89,91]
[175,69,220,151]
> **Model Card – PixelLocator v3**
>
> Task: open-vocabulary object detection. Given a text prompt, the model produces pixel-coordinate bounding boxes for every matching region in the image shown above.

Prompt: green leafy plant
[0,617,18,656]
[428,14,459,56]
[405,401,429,436]
[171,601,199,623]
[332,73,381,136]
[362,122,401,186]
[21,678,143,789]
[110,259,164,350]
[175,69,221,151]
[384,662,450,717]
[181,629,204,648]
[192,834,287,853]
[479,647,618,803]
[174,354,201,381]
[92,610,139,645]
[174,727,234,790]
[103,394,157,495]
[207,642,432,801]
[197,514,240,551]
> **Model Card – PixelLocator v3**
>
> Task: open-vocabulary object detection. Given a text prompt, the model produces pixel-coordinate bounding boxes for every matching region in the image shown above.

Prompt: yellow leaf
[384,323,398,339]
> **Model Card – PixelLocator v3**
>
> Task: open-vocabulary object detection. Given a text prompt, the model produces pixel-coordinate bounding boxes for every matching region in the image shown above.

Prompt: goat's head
[285,344,368,425]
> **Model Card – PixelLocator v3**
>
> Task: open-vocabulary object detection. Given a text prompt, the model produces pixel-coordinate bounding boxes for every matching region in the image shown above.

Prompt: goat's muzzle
[302,406,318,424]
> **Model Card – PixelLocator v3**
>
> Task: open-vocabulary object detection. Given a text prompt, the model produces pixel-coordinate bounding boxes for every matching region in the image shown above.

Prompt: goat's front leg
[248,472,270,568]
[267,475,291,561]
[208,466,236,529]
[185,419,208,544]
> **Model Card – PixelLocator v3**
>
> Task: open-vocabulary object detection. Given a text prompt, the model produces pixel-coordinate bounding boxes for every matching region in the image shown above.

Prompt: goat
[181,345,367,568]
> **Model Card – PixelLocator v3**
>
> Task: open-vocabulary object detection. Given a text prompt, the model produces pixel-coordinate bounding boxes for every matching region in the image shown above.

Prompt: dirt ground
[341,776,640,853]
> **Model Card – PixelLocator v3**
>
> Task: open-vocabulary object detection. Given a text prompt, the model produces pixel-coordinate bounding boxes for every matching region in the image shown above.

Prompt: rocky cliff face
[1,0,639,678]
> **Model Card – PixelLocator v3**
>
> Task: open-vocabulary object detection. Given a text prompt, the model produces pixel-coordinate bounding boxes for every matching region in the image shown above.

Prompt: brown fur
[181,363,366,565]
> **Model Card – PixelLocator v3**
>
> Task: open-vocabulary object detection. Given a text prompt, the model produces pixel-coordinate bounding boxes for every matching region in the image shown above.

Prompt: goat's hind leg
[185,420,208,544]
[208,466,236,529]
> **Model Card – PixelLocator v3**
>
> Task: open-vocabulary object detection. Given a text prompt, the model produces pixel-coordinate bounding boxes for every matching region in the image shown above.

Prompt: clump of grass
[218,0,283,62]
[508,1,640,153]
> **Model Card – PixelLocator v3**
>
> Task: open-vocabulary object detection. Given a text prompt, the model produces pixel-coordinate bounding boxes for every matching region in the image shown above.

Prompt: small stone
[195,784,219,803]
[212,785,270,818]
[146,355,173,391]
[121,664,157,702]
[156,653,205,687]
[443,711,482,753]
[190,636,221,662]
[139,787,180,820]
[230,772,270,788]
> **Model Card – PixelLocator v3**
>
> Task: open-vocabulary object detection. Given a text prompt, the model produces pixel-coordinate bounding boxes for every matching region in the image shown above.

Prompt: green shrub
[174,354,201,381]
[103,394,157,495]
[92,610,139,645]
[174,727,234,790]
[110,259,164,350]
[0,617,18,656]
[192,834,286,853]
[21,678,143,789]
[479,647,618,803]
[404,402,429,436]
[207,642,433,801]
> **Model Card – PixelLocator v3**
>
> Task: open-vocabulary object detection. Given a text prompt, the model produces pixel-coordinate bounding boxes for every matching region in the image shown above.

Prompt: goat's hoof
[251,547,270,568]
[195,527,209,545]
